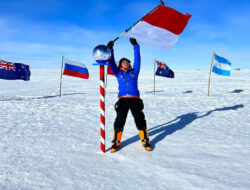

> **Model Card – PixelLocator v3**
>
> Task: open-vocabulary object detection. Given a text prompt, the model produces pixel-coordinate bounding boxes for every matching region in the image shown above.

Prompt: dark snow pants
[114,98,147,131]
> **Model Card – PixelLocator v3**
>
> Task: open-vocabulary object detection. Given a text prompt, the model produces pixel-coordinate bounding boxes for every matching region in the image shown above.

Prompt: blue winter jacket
[109,45,141,98]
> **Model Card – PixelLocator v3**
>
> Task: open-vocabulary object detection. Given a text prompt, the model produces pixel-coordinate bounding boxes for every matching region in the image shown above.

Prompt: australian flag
[155,61,174,78]
[0,59,31,81]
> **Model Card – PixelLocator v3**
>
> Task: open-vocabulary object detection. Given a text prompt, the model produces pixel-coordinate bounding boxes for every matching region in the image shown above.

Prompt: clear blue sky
[0,0,249,70]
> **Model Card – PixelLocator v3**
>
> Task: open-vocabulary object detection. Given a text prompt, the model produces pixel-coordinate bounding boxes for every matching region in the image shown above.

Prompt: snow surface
[0,69,249,190]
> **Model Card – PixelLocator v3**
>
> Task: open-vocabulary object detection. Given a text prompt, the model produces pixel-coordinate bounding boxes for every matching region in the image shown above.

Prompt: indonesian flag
[124,5,191,49]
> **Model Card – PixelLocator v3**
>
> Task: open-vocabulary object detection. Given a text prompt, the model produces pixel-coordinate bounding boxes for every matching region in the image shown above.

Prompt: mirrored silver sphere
[93,45,111,63]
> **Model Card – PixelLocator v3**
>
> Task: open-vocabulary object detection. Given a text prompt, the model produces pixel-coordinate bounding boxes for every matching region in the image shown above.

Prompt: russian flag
[63,58,89,79]
[124,5,191,49]
[212,54,231,76]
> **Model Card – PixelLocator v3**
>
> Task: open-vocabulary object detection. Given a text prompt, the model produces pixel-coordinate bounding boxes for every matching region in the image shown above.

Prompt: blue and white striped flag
[212,54,231,76]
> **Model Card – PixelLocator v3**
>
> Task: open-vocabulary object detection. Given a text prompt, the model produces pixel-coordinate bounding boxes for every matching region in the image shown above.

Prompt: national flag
[107,65,114,75]
[63,58,89,79]
[155,61,174,78]
[0,59,30,81]
[124,5,191,49]
[212,54,231,76]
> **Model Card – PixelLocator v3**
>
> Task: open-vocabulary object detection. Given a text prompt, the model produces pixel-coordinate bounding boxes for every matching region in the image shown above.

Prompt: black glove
[107,41,114,49]
[130,38,138,45]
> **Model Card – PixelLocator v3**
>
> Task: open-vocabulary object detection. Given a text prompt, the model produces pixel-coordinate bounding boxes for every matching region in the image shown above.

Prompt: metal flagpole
[208,51,215,96]
[59,56,64,97]
[99,65,106,152]
[112,0,166,43]
[153,59,156,95]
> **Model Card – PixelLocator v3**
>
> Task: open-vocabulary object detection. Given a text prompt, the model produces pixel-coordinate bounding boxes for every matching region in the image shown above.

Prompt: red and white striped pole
[99,65,105,152]
[93,44,110,153]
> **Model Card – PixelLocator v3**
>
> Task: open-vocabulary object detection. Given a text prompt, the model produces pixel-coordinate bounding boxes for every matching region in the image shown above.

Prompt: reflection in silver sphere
[93,45,111,63]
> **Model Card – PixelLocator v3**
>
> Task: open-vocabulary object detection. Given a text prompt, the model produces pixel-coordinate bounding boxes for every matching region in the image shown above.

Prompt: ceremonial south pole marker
[93,45,111,153]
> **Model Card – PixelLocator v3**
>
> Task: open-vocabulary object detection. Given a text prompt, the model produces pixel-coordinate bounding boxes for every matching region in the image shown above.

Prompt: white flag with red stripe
[124,5,191,49]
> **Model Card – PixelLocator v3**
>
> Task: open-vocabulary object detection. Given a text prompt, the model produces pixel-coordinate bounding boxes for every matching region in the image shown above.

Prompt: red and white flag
[124,5,191,49]
[107,65,114,75]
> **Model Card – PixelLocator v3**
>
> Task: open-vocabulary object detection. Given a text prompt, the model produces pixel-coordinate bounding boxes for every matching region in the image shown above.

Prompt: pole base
[100,143,105,153]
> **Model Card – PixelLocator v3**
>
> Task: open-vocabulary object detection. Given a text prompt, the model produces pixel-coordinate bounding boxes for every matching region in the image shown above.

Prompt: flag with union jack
[0,59,31,81]
[155,60,174,78]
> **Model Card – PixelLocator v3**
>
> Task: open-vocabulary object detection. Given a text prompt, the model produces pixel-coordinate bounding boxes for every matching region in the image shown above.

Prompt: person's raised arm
[130,38,140,74]
[107,41,118,75]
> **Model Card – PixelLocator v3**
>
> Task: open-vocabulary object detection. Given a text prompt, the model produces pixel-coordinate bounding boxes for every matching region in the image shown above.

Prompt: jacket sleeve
[133,45,141,74]
[108,49,119,75]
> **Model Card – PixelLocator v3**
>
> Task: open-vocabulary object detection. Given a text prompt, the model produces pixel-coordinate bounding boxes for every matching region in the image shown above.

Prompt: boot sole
[111,149,119,153]
[145,147,152,151]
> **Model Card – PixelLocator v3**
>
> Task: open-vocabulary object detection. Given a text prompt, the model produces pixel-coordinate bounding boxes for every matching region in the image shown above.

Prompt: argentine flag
[212,54,231,76]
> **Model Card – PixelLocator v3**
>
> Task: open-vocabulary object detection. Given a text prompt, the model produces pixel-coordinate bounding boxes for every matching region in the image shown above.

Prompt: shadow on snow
[0,92,85,101]
[182,90,193,94]
[230,89,244,94]
[108,104,244,152]
[145,90,164,94]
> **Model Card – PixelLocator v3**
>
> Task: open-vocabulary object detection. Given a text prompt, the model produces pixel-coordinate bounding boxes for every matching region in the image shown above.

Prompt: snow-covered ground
[0,69,249,190]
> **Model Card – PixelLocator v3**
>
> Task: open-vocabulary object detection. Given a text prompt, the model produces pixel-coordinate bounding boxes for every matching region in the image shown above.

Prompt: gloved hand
[130,38,138,45]
[107,41,114,49]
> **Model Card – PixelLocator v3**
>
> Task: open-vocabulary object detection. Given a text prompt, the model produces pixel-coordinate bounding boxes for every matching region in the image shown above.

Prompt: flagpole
[112,0,166,42]
[153,59,156,95]
[208,51,215,96]
[59,56,64,97]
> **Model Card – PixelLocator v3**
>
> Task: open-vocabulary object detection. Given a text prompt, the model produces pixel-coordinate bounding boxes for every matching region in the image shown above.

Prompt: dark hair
[118,58,131,69]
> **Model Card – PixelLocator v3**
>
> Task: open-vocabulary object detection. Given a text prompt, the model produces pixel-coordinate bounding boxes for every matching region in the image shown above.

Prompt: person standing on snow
[107,38,152,153]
